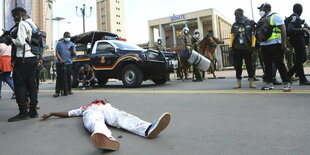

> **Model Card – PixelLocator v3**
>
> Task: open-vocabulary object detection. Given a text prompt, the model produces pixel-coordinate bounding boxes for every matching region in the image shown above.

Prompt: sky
[52,0,310,45]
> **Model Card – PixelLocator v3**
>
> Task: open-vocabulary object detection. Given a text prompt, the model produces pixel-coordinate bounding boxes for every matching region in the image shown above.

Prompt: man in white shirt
[257,3,291,92]
[40,99,171,151]
[8,7,39,122]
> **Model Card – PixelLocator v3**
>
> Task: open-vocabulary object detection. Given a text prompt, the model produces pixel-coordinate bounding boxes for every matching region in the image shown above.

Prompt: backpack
[25,21,46,59]
[284,15,293,37]
[255,13,276,42]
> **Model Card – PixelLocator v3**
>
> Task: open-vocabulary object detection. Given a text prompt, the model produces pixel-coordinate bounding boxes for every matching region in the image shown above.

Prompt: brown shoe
[91,133,120,151]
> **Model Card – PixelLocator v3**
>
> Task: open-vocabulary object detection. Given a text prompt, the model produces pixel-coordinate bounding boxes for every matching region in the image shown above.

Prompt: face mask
[194,34,200,38]
[64,38,70,42]
[158,40,162,44]
[184,30,189,34]
[259,11,265,17]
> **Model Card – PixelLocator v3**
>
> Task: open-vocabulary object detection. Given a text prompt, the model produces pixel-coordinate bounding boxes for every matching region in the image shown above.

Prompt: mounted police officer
[286,3,310,85]
[191,29,203,82]
[230,8,256,89]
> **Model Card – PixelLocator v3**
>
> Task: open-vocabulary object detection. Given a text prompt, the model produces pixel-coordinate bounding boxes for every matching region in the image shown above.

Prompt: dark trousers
[13,57,38,108]
[288,41,308,81]
[233,49,254,79]
[55,63,73,94]
[261,44,289,83]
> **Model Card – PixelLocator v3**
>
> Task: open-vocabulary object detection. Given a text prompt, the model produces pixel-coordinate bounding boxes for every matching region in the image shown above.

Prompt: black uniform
[287,13,310,84]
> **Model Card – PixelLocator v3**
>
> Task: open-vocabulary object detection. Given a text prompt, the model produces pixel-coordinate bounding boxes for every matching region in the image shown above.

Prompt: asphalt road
[0,77,310,155]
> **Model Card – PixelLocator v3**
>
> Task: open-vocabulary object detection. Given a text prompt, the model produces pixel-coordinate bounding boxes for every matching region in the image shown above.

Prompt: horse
[198,34,224,79]
[169,47,188,80]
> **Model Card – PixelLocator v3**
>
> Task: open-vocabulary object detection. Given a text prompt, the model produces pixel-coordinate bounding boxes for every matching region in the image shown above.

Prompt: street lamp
[76,4,92,33]
[51,17,65,39]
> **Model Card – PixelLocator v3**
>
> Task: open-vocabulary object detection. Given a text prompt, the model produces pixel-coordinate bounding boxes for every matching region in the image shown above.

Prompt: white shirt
[260,12,284,46]
[12,19,36,58]
[68,102,112,117]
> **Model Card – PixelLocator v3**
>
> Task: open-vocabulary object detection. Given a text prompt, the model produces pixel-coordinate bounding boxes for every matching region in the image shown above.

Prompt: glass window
[96,42,115,54]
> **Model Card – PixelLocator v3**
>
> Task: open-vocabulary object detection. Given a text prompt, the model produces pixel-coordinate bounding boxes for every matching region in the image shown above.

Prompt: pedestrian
[8,7,39,122]
[53,32,76,97]
[40,99,171,151]
[77,64,98,90]
[230,8,256,89]
[286,3,310,85]
[0,43,15,99]
[256,3,291,91]
[39,62,47,82]
[191,29,203,82]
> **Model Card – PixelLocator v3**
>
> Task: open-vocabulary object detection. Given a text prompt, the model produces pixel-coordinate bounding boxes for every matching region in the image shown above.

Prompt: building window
[102,15,106,18]
[101,8,106,11]
[102,22,106,25]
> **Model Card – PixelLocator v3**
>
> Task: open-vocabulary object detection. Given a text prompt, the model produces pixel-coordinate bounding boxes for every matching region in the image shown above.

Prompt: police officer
[287,3,310,85]
[8,7,39,122]
[180,27,191,80]
[191,29,203,82]
[230,8,256,89]
[155,37,164,52]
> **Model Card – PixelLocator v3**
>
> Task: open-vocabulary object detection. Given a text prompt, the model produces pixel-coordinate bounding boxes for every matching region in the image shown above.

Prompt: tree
[47,0,55,9]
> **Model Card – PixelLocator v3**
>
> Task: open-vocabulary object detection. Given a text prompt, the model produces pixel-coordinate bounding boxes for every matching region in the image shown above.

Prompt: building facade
[96,0,126,39]
[32,0,53,51]
[1,0,52,51]
[148,9,232,49]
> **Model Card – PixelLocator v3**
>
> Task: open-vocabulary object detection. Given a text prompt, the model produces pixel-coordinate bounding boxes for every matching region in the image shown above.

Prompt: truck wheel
[98,77,109,86]
[152,76,168,85]
[121,64,143,88]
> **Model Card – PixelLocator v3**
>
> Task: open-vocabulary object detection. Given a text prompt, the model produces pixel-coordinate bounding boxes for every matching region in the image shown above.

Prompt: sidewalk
[40,67,310,84]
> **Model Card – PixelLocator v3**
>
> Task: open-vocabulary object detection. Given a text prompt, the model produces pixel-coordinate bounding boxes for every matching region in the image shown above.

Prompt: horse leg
[211,60,217,79]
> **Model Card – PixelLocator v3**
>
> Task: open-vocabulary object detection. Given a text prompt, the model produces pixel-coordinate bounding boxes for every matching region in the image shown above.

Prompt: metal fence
[220,45,233,68]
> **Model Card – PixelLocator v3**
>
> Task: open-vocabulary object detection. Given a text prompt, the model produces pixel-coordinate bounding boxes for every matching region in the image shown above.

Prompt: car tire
[98,77,109,87]
[152,76,168,85]
[121,64,143,88]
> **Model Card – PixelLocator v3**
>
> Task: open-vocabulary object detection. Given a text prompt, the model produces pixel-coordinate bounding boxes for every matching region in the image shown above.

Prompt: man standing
[287,3,310,85]
[230,8,256,89]
[8,7,39,122]
[191,29,203,82]
[257,3,291,92]
[53,32,76,97]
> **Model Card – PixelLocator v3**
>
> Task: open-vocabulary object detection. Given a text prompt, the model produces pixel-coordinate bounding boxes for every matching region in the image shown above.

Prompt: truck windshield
[112,41,143,50]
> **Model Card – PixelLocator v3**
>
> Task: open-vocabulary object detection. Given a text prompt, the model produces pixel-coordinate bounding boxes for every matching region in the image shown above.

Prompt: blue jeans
[0,72,15,95]
[80,75,98,87]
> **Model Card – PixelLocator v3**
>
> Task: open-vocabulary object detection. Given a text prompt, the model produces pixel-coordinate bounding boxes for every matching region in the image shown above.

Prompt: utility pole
[76,4,92,33]
[250,0,255,20]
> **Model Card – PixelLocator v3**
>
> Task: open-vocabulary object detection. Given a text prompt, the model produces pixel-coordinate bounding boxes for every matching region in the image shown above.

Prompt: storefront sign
[170,14,185,22]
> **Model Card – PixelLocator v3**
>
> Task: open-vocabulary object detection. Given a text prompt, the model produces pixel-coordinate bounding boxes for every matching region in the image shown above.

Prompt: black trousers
[13,57,38,107]
[233,49,254,79]
[55,63,73,93]
[288,39,308,81]
[261,44,289,83]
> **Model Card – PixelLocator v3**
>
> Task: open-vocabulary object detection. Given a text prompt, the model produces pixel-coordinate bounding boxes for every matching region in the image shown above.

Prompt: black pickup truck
[71,31,179,88]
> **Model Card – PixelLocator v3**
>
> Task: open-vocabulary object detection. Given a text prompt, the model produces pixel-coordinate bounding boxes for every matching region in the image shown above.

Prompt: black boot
[29,104,38,118]
[8,105,29,122]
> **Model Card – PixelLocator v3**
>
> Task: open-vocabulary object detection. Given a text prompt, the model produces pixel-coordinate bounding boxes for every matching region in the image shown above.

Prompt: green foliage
[46,0,55,9]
